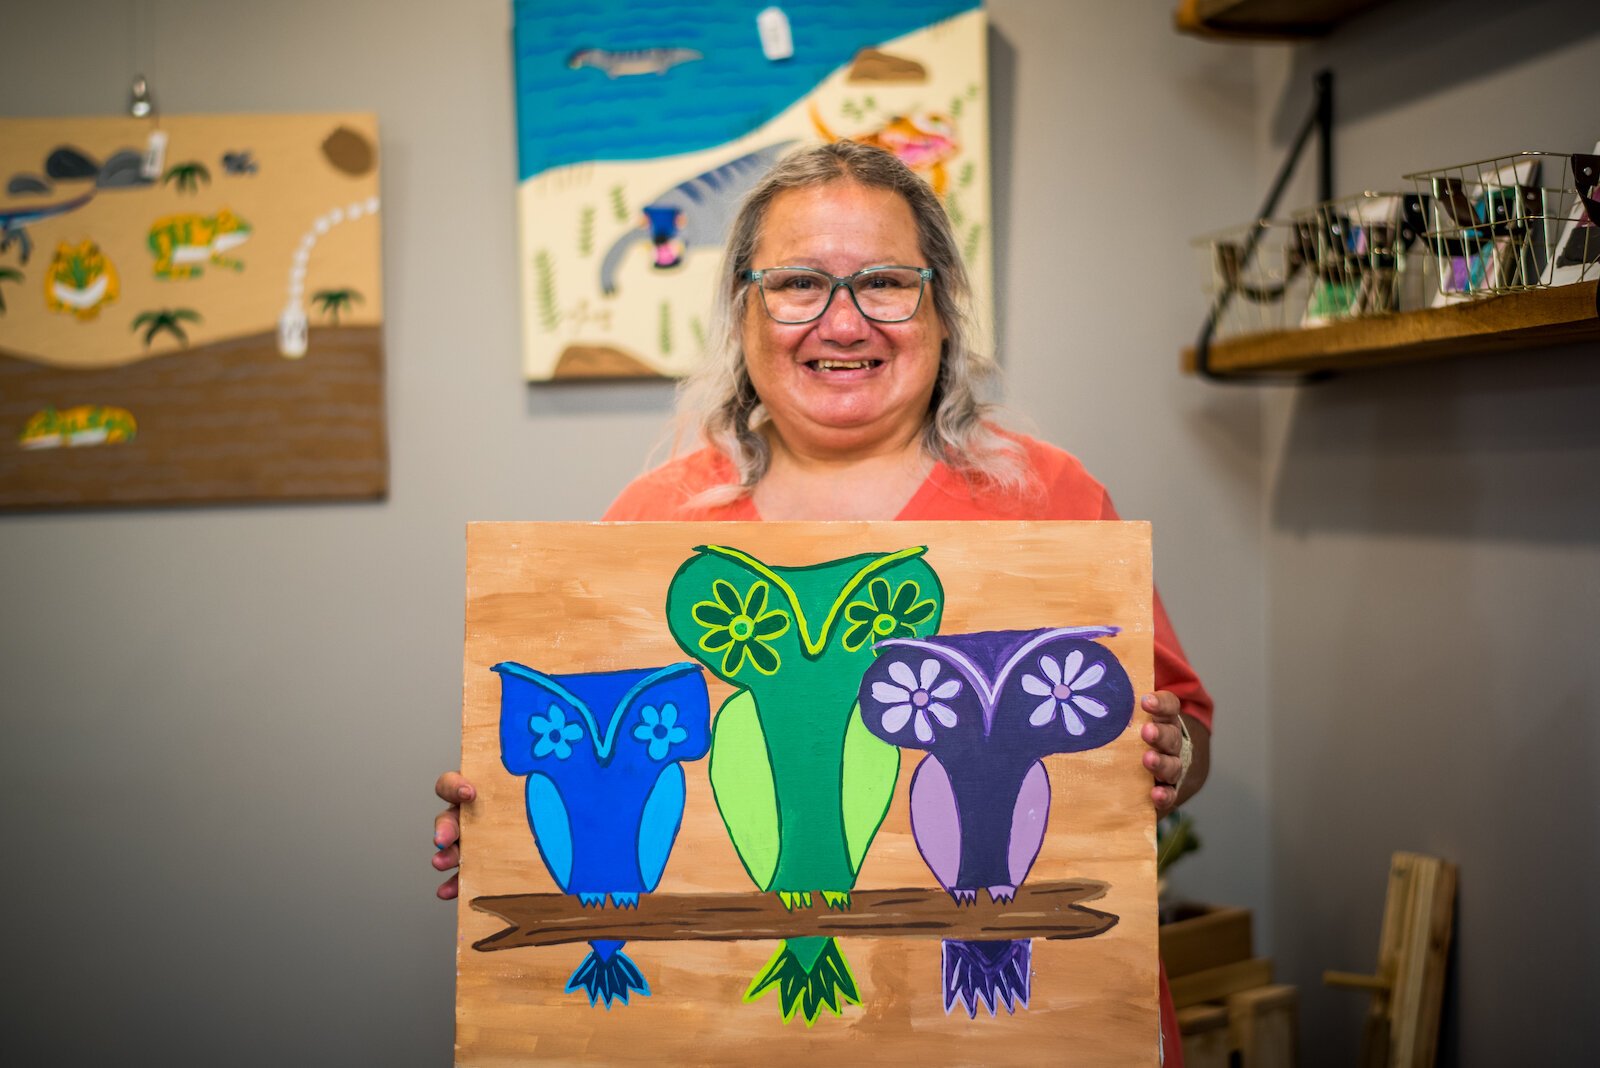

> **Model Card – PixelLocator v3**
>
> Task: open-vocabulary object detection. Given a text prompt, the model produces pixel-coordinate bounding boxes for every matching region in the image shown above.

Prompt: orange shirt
[604,431,1214,731]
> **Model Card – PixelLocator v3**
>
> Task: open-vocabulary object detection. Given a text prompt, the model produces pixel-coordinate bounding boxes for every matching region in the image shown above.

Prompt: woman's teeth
[811,359,879,371]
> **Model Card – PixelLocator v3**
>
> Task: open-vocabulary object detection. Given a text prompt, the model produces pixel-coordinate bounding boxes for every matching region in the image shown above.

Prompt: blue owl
[494,660,711,1007]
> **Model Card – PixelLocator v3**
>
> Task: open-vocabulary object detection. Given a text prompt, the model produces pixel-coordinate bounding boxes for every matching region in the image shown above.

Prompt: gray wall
[1256,2,1599,1066]
[23,0,1552,1063]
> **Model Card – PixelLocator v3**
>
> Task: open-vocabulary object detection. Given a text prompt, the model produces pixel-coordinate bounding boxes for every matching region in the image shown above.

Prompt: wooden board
[1160,904,1254,978]
[459,521,1158,1066]
[1182,281,1600,378]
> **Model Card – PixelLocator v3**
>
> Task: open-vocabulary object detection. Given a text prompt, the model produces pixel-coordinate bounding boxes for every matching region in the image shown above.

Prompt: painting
[459,522,1158,1065]
[1546,147,1599,288]
[0,113,385,508]
[511,0,992,380]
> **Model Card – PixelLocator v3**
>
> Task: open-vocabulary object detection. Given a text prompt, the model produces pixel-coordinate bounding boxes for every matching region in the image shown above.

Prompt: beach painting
[0,113,386,509]
[512,0,991,381]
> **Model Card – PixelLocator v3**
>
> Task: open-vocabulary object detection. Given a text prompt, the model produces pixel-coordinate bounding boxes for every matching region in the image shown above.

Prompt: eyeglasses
[745,266,934,324]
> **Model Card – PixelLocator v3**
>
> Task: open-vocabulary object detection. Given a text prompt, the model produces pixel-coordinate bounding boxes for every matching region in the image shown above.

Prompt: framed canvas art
[510,0,992,380]
[458,521,1159,1066]
[0,113,386,508]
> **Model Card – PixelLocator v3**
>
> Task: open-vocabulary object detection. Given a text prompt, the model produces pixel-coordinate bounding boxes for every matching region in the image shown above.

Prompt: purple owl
[859,626,1135,1017]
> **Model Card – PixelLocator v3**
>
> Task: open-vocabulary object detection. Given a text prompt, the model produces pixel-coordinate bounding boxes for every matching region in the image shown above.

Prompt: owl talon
[820,890,851,910]
[578,892,607,908]
[778,891,813,911]
[987,885,1016,904]
[951,888,978,905]
[610,892,640,909]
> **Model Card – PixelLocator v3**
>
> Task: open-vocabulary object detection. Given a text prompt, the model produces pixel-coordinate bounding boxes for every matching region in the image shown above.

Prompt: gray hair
[675,140,1024,506]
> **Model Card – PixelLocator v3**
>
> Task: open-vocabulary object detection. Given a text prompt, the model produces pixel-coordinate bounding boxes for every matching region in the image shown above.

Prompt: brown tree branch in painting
[470,879,1118,953]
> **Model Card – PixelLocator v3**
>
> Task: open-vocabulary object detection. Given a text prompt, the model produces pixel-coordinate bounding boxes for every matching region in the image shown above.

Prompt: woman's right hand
[432,771,476,900]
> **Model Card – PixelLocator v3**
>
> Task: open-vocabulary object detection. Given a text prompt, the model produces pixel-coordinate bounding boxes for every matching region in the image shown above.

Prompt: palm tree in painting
[163,161,211,195]
[132,308,202,347]
[312,287,363,325]
[0,267,20,314]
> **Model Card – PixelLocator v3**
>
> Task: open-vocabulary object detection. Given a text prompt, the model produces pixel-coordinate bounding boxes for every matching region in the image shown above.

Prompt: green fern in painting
[945,192,965,229]
[965,223,984,266]
[162,161,211,195]
[131,308,202,347]
[0,267,20,314]
[608,185,629,223]
[578,205,596,257]
[312,287,364,324]
[534,250,560,332]
[658,301,672,356]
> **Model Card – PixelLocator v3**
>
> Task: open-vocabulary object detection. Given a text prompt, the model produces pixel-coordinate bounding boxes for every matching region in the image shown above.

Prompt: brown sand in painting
[0,326,386,508]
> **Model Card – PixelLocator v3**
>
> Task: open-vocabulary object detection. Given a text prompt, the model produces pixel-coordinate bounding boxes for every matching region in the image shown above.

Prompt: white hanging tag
[141,129,168,180]
[757,7,793,62]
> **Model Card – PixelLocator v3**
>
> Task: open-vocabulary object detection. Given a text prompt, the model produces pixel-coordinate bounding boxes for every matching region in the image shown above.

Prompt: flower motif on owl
[1021,648,1115,736]
[632,703,690,761]
[871,658,962,743]
[842,577,938,652]
[530,704,585,759]
[691,578,791,677]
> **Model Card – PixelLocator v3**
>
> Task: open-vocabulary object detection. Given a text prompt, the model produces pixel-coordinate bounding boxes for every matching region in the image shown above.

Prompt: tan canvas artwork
[458,521,1158,1066]
[0,113,386,508]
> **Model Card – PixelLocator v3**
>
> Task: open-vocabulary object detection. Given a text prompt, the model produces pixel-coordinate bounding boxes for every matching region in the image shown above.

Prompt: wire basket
[1403,151,1600,299]
[1290,192,1434,325]
[1192,219,1315,340]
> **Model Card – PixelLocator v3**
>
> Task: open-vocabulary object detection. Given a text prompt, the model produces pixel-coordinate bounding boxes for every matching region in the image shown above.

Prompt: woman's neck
[753,429,933,520]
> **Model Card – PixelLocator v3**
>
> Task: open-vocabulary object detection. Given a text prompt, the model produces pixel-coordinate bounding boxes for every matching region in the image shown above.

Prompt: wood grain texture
[458,521,1158,1067]
[1181,280,1600,377]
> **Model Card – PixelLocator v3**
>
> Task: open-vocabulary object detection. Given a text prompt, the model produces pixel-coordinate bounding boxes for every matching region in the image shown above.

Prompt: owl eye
[870,657,961,742]
[632,703,691,761]
[1019,648,1116,736]
[841,577,938,652]
[528,703,585,759]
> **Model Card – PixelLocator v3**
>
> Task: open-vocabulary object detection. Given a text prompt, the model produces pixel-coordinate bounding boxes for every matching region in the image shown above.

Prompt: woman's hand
[1139,691,1210,818]
[432,771,476,900]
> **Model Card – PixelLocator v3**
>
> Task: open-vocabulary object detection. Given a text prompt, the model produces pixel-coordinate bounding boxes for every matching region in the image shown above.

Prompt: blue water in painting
[513,0,979,180]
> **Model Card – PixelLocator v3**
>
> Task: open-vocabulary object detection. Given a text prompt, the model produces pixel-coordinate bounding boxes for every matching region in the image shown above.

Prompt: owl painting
[664,544,944,1025]
[493,660,710,1007]
[858,626,1135,1017]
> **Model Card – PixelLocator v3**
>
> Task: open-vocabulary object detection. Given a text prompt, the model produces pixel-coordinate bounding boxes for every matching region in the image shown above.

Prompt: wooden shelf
[1183,281,1600,378]
[1174,0,1391,39]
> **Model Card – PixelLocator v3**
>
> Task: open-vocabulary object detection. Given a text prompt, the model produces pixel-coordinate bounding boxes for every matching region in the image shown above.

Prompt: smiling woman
[436,141,1214,1064]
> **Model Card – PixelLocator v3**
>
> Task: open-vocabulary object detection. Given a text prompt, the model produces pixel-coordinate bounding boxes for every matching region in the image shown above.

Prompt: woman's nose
[814,283,871,342]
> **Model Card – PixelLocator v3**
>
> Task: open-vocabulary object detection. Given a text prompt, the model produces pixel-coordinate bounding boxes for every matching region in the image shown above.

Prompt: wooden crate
[1161,902,1254,978]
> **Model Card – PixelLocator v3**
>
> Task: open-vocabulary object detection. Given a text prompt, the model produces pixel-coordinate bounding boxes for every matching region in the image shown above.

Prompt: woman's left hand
[1139,691,1208,817]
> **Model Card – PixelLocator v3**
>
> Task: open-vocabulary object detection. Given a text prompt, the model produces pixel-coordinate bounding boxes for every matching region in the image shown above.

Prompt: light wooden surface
[1182,281,1600,377]
[1227,984,1298,1068]
[1177,1003,1231,1068]
[1174,0,1390,38]
[1323,852,1457,1068]
[1170,958,1275,1009]
[1160,904,1253,978]
[458,521,1157,1066]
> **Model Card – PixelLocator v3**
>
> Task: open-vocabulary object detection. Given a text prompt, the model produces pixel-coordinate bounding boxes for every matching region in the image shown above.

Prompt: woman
[434,140,1211,1059]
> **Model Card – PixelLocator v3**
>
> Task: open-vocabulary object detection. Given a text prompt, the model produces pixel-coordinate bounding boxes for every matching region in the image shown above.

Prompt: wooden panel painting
[512,0,991,380]
[459,522,1158,1066]
[0,113,386,508]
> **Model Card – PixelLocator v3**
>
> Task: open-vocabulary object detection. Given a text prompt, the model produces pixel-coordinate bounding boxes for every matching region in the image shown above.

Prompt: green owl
[665,544,945,1025]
